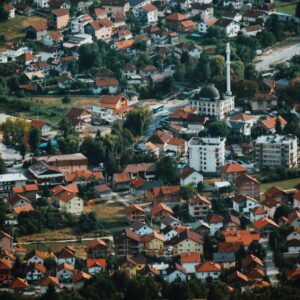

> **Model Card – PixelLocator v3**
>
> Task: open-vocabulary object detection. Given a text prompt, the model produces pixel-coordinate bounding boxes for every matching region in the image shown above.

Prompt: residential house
[180,166,203,187]
[51,185,83,215]
[49,9,70,30]
[113,172,131,191]
[195,261,221,282]
[287,240,300,254]
[86,258,107,275]
[125,204,145,222]
[0,173,27,195]
[215,18,240,37]
[38,276,59,294]
[252,217,279,235]
[188,194,211,219]
[242,254,264,272]
[123,163,156,180]
[66,170,104,185]
[191,3,213,19]
[162,263,187,283]
[143,230,166,255]
[146,186,181,206]
[56,263,75,282]
[235,174,260,200]
[26,264,46,282]
[242,9,268,24]
[261,198,282,218]
[198,17,217,33]
[121,63,137,79]
[251,93,277,113]
[165,13,196,32]
[221,163,247,190]
[138,264,160,277]
[213,251,236,269]
[222,230,260,249]
[170,230,204,256]
[102,0,130,14]
[37,153,88,174]
[33,0,49,8]
[56,246,76,266]
[259,116,287,133]
[85,238,108,258]
[250,207,268,222]
[61,108,91,133]
[26,250,45,266]
[242,24,262,36]
[93,184,112,199]
[94,8,107,20]
[227,271,249,287]
[223,0,241,9]
[31,120,51,136]
[71,14,93,34]
[140,3,158,24]
[180,252,201,274]
[131,221,153,236]
[84,22,112,41]
[224,215,241,231]
[113,229,144,257]
[0,231,13,253]
[9,277,29,293]
[288,211,300,228]
[0,259,12,285]
[3,4,15,18]
[161,215,182,230]
[49,0,71,9]
[26,24,48,41]
[264,186,289,203]
[9,194,32,212]
[100,94,129,117]
[73,271,91,289]
[233,194,261,214]
[151,203,174,221]
[209,214,224,235]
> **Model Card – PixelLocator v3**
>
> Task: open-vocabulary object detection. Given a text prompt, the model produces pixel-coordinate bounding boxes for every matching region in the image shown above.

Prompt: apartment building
[188,137,226,173]
[255,135,298,169]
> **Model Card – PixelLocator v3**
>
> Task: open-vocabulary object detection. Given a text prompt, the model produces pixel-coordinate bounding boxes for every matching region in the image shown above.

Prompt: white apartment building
[188,137,226,173]
[255,135,298,169]
[71,14,93,34]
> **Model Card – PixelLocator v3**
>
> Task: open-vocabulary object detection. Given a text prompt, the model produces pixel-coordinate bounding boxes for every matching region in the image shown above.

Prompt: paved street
[254,42,300,72]
[261,238,279,286]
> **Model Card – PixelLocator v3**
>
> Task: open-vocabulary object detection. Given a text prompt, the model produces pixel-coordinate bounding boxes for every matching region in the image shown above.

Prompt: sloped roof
[9,277,29,289]
[252,217,279,230]
[222,163,246,173]
[195,261,221,272]
[166,12,187,21]
[180,252,201,264]
[151,203,174,216]
[86,258,107,268]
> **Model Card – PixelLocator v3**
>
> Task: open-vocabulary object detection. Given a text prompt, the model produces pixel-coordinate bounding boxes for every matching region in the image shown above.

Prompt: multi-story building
[255,135,298,169]
[188,137,226,173]
[188,194,212,218]
[0,173,27,195]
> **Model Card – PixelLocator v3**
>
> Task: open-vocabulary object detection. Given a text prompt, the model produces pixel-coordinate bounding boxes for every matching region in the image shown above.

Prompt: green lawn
[275,0,297,15]
[261,178,300,192]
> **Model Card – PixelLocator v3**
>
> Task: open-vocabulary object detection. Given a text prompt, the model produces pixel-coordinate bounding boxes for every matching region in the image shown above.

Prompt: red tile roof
[261,116,286,130]
[222,163,247,173]
[180,252,201,264]
[9,277,29,289]
[195,261,221,272]
[39,276,59,286]
[166,12,187,21]
[252,217,279,230]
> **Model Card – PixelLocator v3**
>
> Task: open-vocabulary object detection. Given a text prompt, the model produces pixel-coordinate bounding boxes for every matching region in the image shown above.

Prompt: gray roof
[196,84,220,101]
[213,251,235,262]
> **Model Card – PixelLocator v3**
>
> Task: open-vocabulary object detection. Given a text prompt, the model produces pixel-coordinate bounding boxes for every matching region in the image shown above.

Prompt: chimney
[226,42,232,96]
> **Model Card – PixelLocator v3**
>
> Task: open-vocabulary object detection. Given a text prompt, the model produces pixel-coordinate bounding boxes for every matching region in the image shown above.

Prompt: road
[16,235,113,246]
[261,237,279,286]
[254,42,300,72]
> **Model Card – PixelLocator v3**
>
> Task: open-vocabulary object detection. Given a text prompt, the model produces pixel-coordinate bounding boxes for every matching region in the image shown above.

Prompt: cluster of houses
[1,175,300,295]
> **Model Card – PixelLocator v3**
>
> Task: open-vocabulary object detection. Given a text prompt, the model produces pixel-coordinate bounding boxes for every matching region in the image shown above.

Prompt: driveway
[254,43,300,72]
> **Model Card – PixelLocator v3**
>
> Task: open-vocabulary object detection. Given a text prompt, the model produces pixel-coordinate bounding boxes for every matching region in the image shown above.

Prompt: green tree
[296,2,300,18]
[0,4,9,22]
[155,156,179,185]
[123,108,152,136]
[62,94,71,104]
[210,55,225,78]
[231,61,245,79]
[0,155,7,174]
[29,127,41,154]
[181,184,198,200]
[207,121,230,137]
[78,43,101,70]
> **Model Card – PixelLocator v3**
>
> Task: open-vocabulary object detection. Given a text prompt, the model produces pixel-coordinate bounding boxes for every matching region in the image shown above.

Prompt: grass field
[0,15,47,50]
[275,0,297,15]
[261,178,300,192]
[22,95,101,125]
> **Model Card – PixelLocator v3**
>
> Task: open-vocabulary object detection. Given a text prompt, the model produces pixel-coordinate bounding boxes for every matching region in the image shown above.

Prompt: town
[0,0,299,298]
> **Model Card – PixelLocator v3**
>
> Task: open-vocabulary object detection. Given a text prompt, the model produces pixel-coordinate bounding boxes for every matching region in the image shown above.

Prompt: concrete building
[255,135,298,169]
[188,137,226,173]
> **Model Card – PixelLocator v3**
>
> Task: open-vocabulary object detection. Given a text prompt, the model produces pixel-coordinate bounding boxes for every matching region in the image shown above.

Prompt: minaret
[226,41,232,96]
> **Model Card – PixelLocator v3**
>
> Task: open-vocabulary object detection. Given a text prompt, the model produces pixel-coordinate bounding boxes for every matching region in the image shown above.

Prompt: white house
[87,259,107,275]
[188,194,211,219]
[195,261,221,282]
[71,14,93,34]
[215,18,240,37]
[56,263,75,281]
[56,246,76,266]
[43,31,64,46]
[223,0,241,10]
[6,44,29,61]
[33,0,49,8]
[233,194,261,214]
[58,195,83,215]
[198,17,217,33]
[26,264,46,281]
[132,221,153,236]
[180,253,201,274]
[209,214,224,236]
[93,78,119,94]
[287,240,300,254]
[162,264,187,283]
[141,3,158,24]
[180,166,203,186]
[250,207,268,222]
[286,228,300,242]
[4,4,15,19]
